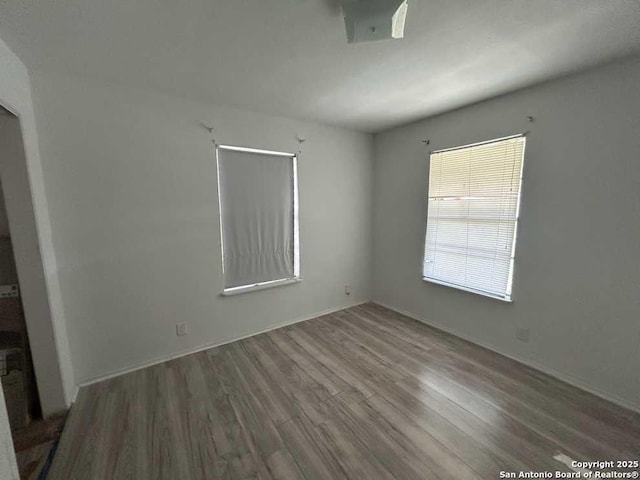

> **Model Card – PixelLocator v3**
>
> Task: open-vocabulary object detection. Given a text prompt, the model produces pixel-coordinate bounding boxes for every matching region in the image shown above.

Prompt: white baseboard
[373,300,640,415]
[77,300,369,389]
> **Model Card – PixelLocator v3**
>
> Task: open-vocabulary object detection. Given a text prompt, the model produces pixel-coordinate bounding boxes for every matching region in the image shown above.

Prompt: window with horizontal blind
[423,135,526,301]
[217,145,300,295]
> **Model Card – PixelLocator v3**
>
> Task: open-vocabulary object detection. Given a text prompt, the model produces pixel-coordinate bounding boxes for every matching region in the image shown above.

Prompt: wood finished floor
[48,303,640,479]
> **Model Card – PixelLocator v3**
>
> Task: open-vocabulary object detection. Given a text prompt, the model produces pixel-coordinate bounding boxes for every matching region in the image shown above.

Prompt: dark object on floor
[12,413,66,452]
[37,438,60,480]
[14,412,67,479]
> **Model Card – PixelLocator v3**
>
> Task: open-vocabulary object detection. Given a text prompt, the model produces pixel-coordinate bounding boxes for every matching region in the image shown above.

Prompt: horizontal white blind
[423,136,526,300]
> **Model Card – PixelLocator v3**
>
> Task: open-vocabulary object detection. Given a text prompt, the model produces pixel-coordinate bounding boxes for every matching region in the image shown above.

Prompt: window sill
[221,277,302,297]
[422,277,512,303]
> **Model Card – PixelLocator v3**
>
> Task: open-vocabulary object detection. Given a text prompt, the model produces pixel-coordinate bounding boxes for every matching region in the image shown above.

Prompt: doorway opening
[0,104,65,479]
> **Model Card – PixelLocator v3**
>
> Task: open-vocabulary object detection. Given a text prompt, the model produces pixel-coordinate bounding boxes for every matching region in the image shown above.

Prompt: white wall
[372,56,640,411]
[0,33,74,414]
[31,72,373,384]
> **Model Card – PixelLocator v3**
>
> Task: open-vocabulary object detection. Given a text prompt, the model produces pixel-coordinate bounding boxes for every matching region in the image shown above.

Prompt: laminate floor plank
[282,327,377,398]
[330,309,438,376]
[206,346,287,479]
[327,391,459,480]
[242,335,330,408]
[426,345,638,455]
[285,398,398,480]
[355,303,640,457]
[450,336,640,432]
[358,305,640,434]
[407,346,634,460]
[52,381,111,479]
[266,328,351,397]
[48,303,640,479]
[366,390,525,476]
[389,376,575,473]
[149,362,197,480]
[295,317,408,385]
[303,393,441,480]
[100,373,139,480]
[45,386,92,479]
[224,341,299,426]
[172,354,236,479]
[277,414,348,480]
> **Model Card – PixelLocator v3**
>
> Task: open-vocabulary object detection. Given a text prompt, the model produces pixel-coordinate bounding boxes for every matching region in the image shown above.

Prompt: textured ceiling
[1,0,640,132]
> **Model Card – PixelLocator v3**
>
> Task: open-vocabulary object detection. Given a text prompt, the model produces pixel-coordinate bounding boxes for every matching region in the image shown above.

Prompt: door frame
[0,97,72,416]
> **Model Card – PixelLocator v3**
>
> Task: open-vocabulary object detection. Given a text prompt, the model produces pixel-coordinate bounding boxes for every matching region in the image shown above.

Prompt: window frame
[421,134,526,302]
[215,144,301,296]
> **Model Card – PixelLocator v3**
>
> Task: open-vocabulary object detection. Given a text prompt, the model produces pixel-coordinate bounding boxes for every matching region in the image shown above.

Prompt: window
[423,135,526,301]
[217,145,300,295]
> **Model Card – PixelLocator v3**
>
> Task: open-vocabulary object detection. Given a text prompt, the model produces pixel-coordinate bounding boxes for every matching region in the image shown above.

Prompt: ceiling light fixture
[340,0,409,44]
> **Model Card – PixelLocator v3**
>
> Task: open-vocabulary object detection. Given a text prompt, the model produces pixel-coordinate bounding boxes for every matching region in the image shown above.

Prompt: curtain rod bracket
[200,122,214,134]
[200,122,217,144]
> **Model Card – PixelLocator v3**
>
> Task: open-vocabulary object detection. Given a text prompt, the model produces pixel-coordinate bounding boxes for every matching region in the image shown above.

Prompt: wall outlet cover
[516,327,530,343]
[176,322,188,336]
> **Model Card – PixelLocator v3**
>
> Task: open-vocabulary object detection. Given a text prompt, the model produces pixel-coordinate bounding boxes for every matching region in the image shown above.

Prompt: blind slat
[423,135,526,300]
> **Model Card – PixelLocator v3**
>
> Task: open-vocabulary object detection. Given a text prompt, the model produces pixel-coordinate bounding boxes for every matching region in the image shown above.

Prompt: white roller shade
[217,146,297,290]
[423,135,526,301]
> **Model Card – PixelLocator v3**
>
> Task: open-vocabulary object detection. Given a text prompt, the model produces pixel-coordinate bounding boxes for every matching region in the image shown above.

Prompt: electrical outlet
[515,327,530,343]
[344,285,351,296]
[176,322,188,336]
